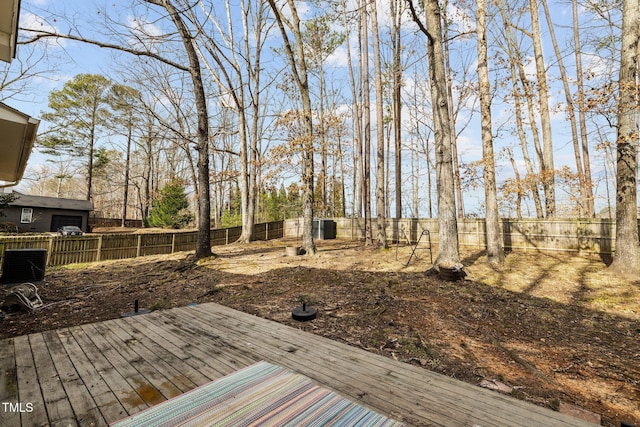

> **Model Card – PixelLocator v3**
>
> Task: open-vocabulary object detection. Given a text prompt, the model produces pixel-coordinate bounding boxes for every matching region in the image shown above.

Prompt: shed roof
[10,192,94,211]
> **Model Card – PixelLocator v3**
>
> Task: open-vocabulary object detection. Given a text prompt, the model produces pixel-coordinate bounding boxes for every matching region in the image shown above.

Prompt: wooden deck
[0,302,595,427]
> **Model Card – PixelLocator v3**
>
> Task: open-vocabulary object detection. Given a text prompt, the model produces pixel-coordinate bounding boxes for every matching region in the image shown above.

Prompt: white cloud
[20,12,66,48]
[584,53,612,77]
[126,15,164,50]
[278,0,311,23]
[326,45,350,68]
[457,132,483,160]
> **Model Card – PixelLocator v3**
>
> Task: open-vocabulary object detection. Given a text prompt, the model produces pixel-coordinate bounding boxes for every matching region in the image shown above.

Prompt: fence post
[226,228,229,245]
[136,235,142,257]
[47,236,53,266]
[266,222,269,240]
[171,232,176,253]
[97,235,102,262]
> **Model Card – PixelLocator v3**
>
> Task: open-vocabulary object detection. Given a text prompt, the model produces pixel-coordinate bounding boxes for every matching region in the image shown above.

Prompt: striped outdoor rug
[111,361,404,427]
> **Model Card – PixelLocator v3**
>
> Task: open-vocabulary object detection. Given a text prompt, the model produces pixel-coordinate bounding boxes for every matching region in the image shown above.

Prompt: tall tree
[541,0,593,217]
[495,2,544,218]
[529,0,556,216]
[391,0,404,219]
[267,0,317,255]
[411,0,461,269]
[151,0,212,259]
[25,0,214,259]
[303,16,344,218]
[108,83,141,226]
[477,0,504,264]
[342,0,363,219]
[442,1,464,218]
[572,0,595,218]
[188,0,271,243]
[611,0,640,274]
[362,0,373,245]
[41,73,112,202]
[370,0,387,248]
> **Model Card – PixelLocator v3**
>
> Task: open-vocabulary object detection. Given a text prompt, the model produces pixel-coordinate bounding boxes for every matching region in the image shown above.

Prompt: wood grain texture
[0,302,595,427]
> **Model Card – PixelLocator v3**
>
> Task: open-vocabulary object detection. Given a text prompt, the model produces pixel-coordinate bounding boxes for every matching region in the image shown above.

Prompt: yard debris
[558,401,602,425]
[480,379,514,394]
[1,239,638,426]
[2,283,43,311]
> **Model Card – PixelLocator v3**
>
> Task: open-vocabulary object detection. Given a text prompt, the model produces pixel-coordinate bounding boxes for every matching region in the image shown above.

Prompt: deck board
[0,302,596,427]
[0,337,20,427]
[40,330,104,427]
[29,333,78,427]
[103,320,197,393]
[55,328,127,424]
[67,325,147,418]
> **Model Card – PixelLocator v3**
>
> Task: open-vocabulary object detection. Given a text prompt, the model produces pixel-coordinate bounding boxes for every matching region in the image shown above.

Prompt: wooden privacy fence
[89,217,144,228]
[0,221,283,267]
[285,217,627,255]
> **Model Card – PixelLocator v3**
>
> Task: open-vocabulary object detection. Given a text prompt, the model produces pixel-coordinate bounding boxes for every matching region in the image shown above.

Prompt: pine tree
[146,181,193,229]
[41,74,112,202]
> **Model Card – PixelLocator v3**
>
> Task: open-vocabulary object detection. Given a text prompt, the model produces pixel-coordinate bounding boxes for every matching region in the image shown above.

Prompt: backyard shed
[3,192,94,233]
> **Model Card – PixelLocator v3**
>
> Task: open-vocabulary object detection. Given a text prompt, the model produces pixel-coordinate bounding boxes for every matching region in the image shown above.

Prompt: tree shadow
[10,240,639,426]
[461,249,487,266]
[197,263,638,426]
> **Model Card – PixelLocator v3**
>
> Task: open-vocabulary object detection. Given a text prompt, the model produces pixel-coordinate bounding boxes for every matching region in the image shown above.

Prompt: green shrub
[146,181,193,229]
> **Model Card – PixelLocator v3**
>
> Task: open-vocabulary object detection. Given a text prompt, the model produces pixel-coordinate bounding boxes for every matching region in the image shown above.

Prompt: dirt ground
[1,237,638,426]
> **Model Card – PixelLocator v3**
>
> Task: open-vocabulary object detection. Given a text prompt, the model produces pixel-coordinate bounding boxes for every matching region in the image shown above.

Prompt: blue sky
[2,0,623,218]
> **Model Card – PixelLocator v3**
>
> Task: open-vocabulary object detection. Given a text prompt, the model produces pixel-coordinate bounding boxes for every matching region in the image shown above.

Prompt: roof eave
[0,102,40,187]
[0,0,21,63]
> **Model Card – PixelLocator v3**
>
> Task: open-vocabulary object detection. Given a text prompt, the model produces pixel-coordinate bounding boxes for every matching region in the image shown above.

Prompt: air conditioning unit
[312,219,336,240]
[0,249,47,284]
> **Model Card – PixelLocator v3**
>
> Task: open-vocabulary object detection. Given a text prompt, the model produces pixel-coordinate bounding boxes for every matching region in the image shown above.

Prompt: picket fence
[0,221,283,267]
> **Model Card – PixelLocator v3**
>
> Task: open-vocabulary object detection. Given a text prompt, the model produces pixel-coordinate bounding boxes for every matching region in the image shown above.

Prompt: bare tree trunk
[477,0,504,265]
[268,0,316,255]
[87,107,96,202]
[319,72,328,217]
[506,148,523,218]
[159,0,212,259]
[392,0,403,219]
[362,0,373,245]
[122,115,132,227]
[370,0,387,248]
[337,125,347,217]
[412,139,419,217]
[572,0,595,217]
[344,0,362,218]
[541,0,589,217]
[385,122,391,219]
[529,0,555,217]
[142,117,154,222]
[498,4,544,218]
[611,0,640,274]
[442,1,464,218]
[423,0,460,269]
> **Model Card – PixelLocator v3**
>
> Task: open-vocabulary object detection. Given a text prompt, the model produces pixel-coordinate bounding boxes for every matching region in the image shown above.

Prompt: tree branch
[406,0,432,42]
[19,29,190,72]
